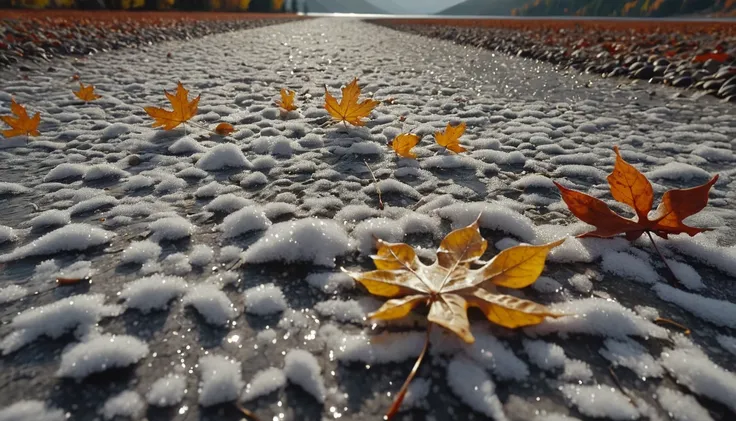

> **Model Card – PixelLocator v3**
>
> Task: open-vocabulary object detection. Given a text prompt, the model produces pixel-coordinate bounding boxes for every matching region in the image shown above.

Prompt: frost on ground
[101,391,144,420]
[1,16,735,421]
[0,401,65,421]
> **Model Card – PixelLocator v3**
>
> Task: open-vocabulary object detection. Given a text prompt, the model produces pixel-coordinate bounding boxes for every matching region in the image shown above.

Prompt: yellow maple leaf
[276,88,298,112]
[1,98,41,138]
[391,133,420,159]
[324,78,380,126]
[434,122,467,153]
[144,81,200,130]
[73,82,101,102]
[343,219,565,343]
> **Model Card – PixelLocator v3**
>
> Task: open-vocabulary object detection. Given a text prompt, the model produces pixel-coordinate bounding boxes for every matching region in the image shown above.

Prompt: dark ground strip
[371,18,736,103]
[0,10,305,69]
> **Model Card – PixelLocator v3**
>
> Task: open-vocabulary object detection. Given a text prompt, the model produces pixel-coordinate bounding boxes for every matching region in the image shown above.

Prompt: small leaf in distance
[324,78,380,126]
[276,88,298,112]
[214,122,235,136]
[434,122,467,153]
[73,82,101,102]
[144,81,200,130]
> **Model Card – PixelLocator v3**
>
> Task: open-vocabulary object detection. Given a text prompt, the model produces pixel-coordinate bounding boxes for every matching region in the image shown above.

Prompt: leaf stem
[234,402,262,421]
[654,317,691,335]
[363,159,384,210]
[385,324,432,420]
[645,231,679,286]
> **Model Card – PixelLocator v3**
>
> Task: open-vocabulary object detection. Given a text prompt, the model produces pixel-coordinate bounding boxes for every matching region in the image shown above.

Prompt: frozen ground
[1,18,736,421]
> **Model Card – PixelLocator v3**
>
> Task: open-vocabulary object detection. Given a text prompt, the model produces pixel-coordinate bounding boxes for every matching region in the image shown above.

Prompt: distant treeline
[2,0,306,12]
[511,0,736,17]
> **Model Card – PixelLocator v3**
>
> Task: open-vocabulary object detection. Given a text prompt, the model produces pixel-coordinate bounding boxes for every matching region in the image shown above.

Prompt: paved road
[1,18,735,421]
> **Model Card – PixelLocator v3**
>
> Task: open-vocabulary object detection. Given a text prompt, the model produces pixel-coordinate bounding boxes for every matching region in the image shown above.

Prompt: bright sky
[369,0,466,14]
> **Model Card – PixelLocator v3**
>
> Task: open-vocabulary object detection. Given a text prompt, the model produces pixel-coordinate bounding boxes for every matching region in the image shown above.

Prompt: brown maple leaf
[1,98,40,138]
[214,122,235,136]
[554,146,719,241]
[324,78,380,126]
[434,122,467,153]
[344,219,564,419]
[144,81,200,130]
[73,82,101,102]
[344,220,564,343]
[390,133,420,159]
[276,88,298,112]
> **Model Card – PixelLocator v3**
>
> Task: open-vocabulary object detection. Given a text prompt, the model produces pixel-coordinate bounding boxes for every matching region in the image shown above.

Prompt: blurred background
[1,0,734,16]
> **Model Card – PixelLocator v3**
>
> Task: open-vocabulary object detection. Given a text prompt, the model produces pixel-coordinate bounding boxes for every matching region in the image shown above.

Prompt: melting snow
[56,334,149,379]
[198,355,244,407]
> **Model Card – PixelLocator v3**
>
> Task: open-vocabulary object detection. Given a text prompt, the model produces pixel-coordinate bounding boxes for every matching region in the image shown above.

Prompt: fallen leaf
[434,122,467,153]
[1,98,41,138]
[144,81,200,130]
[56,277,86,286]
[276,88,298,112]
[554,146,719,240]
[214,122,235,136]
[73,82,101,102]
[343,219,564,343]
[324,78,380,126]
[391,133,420,159]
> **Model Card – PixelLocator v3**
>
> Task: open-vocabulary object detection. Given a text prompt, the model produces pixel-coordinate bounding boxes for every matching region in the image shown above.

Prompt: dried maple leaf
[434,122,467,153]
[1,98,40,138]
[276,88,298,112]
[324,78,380,126]
[144,81,200,130]
[214,122,235,136]
[73,82,101,102]
[554,146,719,241]
[391,133,420,159]
[344,220,564,343]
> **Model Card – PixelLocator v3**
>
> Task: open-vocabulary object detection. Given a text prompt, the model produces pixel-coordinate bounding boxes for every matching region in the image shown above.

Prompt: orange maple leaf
[324,78,380,126]
[390,133,420,159]
[276,88,298,112]
[73,82,101,102]
[144,81,200,130]
[1,98,40,138]
[434,122,467,153]
[214,122,235,136]
[554,146,719,240]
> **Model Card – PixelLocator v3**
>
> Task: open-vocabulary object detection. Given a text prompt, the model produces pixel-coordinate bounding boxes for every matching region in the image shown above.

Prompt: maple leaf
[434,122,467,153]
[554,146,719,241]
[214,122,235,136]
[73,82,101,102]
[1,98,40,138]
[344,220,564,343]
[276,88,298,112]
[390,133,420,159]
[324,78,380,126]
[144,81,200,130]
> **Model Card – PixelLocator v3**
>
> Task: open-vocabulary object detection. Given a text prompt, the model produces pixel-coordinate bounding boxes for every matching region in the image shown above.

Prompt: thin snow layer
[0,225,17,244]
[219,206,271,238]
[601,251,659,284]
[1,293,122,355]
[198,355,244,407]
[148,216,195,242]
[447,357,507,421]
[322,326,424,364]
[436,201,536,242]
[523,339,566,371]
[241,218,351,267]
[183,284,238,326]
[243,283,288,315]
[283,350,326,403]
[0,284,28,304]
[666,260,705,291]
[305,272,355,294]
[0,224,114,263]
[314,299,369,324]
[400,378,431,411]
[654,284,736,328]
[120,275,188,313]
[560,384,639,420]
[147,374,187,407]
[56,334,149,379]
[0,400,65,421]
[242,367,287,401]
[600,338,663,378]
[101,391,144,420]
[0,181,31,195]
[27,210,70,229]
[120,240,162,265]
[660,347,736,412]
[466,332,529,381]
[656,386,715,421]
[189,244,214,266]
[717,335,736,356]
[531,298,668,339]
[196,143,251,170]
